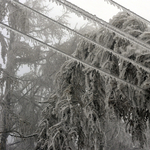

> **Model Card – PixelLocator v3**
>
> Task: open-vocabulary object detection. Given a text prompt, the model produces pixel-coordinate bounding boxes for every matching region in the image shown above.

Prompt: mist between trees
[1,0,150,150]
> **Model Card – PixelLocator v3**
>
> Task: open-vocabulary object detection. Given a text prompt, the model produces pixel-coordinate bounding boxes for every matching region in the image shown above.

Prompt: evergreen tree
[1,0,150,149]
[35,12,150,150]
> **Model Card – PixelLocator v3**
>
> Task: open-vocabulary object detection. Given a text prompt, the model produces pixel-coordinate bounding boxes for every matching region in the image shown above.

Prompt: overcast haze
[68,0,150,21]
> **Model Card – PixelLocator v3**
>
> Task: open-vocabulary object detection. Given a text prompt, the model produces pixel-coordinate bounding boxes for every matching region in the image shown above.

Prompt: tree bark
[0,29,15,150]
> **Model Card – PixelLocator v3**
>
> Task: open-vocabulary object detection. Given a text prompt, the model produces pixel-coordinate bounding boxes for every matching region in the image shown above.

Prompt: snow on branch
[104,0,150,26]
[0,22,147,94]
[0,130,38,138]
[52,0,150,52]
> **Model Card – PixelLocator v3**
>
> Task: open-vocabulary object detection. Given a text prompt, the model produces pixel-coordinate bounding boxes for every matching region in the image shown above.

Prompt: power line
[104,0,150,25]
[52,0,150,52]
[9,0,150,74]
[0,22,146,94]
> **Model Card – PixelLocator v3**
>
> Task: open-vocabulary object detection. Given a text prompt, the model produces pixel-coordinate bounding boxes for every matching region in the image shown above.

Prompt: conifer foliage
[1,0,150,149]
[36,12,150,150]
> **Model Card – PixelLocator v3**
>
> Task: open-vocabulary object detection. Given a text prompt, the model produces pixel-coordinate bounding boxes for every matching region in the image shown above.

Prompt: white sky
[67,0,150,22]
[18,0,150,23]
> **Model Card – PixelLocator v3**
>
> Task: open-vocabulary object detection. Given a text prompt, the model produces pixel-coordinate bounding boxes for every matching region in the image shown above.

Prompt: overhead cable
[10,0,150,74]
[104,0,150,25]
[0,22,146,94]
[50,0,150,52]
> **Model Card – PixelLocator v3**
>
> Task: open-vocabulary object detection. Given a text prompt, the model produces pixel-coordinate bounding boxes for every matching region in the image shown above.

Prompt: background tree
[0,0,83,149]
[0,0,95,149]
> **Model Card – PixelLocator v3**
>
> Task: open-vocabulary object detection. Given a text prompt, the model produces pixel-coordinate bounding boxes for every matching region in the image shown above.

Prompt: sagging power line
[10,0,150,75]
[53,0,150,51]
[0,21,147,94]
[104,0,150,25]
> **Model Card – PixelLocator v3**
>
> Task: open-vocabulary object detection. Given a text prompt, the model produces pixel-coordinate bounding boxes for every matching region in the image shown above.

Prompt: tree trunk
[0,29,15,150]
[1,126,7,150]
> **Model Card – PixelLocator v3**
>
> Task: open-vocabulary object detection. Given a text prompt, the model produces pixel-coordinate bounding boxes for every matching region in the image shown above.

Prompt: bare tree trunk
[0,30,15,150]
[1,121,7,150]
[1,70,12,150]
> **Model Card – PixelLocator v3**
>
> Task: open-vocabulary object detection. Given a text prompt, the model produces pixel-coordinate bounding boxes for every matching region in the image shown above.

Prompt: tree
[35,12,150,150]
[0,0,76,149]
[0,0,95,149]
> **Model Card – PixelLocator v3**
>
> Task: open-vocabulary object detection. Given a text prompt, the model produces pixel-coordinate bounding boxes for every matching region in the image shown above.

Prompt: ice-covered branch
[104,0,150,25]
[52,0,150,51]
[0,22,147,94]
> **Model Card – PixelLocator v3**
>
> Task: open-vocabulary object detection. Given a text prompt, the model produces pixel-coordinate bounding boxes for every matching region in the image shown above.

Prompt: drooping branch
[47,0,150,51]
[104,0,150,25]
[0,22,147,95]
